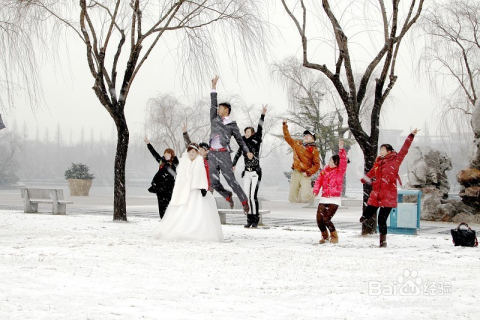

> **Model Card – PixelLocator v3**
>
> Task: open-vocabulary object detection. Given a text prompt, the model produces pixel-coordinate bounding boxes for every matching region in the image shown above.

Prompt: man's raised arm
[210,75,219,121]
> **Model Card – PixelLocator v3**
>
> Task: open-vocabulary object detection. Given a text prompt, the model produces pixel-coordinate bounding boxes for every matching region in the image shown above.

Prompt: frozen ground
[0,210,479,319]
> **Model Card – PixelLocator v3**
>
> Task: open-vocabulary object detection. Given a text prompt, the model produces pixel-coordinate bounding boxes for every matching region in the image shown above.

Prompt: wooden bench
[214,196,270,225]
[20,188,73,215]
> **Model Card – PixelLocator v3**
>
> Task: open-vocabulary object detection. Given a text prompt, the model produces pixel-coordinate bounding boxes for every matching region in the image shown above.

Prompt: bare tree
[280,0,425,234]
[234,100,284,160]
[20,0,267,221]
[271,57,361,164]
[0,1,45,112]
[145,94,210,153]
[0,128,21,185]
[418,0,480,167]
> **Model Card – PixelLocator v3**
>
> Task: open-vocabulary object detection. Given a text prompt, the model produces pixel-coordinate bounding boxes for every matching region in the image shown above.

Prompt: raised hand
[262,104,268,115]
[412,128,420,135]
[282,119,287,125]
[144,136,150,144]
[339,138,344,149]
[212,75,219,89]
[182,123,187,133]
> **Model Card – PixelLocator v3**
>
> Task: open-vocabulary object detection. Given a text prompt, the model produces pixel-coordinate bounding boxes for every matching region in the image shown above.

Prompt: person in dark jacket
[232,105,267,228]
[359,128,419,247]
[209,75,254,214]
[144,136,179,219]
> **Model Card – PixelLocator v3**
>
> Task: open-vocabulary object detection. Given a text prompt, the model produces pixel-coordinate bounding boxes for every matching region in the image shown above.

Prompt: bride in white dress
[154,143,224,242]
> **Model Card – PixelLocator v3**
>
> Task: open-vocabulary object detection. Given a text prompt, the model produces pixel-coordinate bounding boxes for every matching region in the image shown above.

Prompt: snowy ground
[1,210,479,320]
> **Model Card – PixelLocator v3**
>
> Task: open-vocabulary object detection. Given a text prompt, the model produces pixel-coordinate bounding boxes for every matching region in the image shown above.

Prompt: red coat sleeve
[338,148,347,176]
[396,134,415,163]
[361,163,377,184]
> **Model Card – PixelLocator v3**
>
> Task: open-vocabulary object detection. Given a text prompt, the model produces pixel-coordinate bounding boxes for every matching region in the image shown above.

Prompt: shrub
[64,163,95,180]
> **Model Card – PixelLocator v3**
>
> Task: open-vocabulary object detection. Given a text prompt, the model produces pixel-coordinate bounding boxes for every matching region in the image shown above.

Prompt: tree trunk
[113,112,129,221]
[471,99,480,169]
[361,142,378,235]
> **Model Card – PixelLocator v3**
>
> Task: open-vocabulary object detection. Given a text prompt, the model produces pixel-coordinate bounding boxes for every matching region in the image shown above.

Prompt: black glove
[200,189,207,197]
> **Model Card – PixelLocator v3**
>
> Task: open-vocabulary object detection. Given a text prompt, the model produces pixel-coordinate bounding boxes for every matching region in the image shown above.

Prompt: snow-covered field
[1,210,479,319]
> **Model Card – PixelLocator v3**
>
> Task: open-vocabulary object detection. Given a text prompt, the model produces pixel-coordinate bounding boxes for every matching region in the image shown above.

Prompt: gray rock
[405,146,452,198]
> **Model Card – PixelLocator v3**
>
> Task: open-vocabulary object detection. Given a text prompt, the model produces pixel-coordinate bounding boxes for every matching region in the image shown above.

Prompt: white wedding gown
[154,152,224,242]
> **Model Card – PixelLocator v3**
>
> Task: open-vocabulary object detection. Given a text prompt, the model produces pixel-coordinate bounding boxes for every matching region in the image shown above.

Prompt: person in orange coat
[283,119,321,203]
[360,128,420,247]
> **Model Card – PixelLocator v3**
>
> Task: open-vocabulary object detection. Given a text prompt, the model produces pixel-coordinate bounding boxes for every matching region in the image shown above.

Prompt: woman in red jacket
[313,138,347,244]
[360,128,419,247]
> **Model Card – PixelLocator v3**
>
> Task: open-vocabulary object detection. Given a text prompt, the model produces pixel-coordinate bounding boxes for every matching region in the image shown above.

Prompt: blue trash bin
[377,189,422,235]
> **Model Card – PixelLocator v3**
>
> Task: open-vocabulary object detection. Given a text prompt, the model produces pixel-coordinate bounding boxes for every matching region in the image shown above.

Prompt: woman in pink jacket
[313,138,347,244]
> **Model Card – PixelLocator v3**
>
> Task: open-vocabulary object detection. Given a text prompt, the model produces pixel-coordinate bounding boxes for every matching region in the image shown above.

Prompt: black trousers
[156,192,172,219]
[362,205,393,235]
[208,150,248,203]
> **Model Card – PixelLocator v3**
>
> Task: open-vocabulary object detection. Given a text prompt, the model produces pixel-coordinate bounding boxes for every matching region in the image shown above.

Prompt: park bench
[214,196,270,225]
[20,188,73,215]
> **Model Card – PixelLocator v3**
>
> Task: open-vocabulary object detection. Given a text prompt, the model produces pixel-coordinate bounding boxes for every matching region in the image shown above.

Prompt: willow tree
[20,0,267,221]
[419,0,480,167]
[1,0,45,112]
[280,0,425,234]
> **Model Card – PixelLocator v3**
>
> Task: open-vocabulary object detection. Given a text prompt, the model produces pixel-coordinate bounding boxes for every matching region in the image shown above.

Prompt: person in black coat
[144,137,179,219]
[232,105,267,228]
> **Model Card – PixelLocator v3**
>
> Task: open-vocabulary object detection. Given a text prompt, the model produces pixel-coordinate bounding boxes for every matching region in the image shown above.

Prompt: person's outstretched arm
[144,136,163,163]
[397,128,419,162]
[210,75,219,121]
[282,119,294,147]
[256,104,267,140]
[182,123,192,149]
[338,138,347,176]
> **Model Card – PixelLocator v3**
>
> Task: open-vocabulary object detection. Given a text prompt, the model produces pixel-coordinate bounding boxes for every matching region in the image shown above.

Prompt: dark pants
[208,150,248,203]
[156,192,172,219]
[363,205,393,235]
[316,203,339,232]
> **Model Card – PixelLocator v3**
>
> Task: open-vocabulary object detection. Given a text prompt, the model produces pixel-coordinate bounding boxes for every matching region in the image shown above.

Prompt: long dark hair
[331,155,340,167]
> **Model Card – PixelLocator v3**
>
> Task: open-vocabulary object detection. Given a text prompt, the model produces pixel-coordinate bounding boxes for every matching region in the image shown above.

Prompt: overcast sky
[6,1,437,143]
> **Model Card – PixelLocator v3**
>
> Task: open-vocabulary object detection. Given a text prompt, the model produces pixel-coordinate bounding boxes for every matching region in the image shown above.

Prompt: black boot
[244,214,254,228]
[251,214,260,228]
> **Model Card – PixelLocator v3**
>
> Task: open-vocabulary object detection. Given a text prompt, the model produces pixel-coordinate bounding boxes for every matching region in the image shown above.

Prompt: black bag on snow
[451,223,478,247]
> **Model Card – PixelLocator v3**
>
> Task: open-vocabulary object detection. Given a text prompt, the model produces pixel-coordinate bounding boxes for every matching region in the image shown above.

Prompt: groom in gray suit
[209,75,253,214]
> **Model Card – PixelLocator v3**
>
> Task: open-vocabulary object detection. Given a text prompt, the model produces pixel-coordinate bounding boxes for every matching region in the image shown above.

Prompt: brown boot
[319,231,329,244]
[380,234,387,248]
[330,231,338,244]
